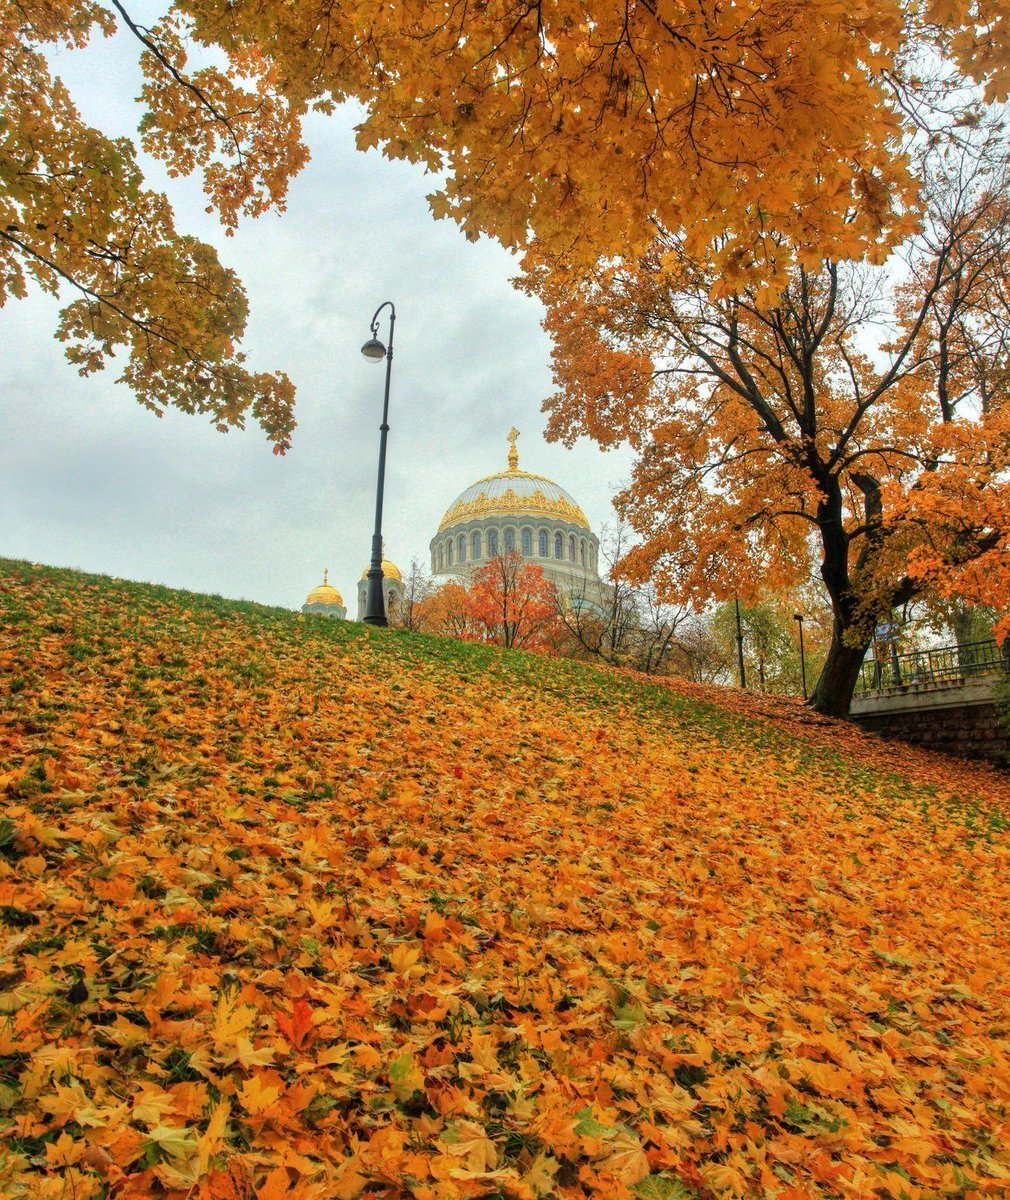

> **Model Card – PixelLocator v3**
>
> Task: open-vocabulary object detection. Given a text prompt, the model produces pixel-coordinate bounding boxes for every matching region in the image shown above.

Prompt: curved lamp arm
[370,300,396,340]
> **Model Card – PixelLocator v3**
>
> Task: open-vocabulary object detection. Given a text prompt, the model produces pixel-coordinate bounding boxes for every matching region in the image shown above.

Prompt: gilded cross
[507,426,520,471]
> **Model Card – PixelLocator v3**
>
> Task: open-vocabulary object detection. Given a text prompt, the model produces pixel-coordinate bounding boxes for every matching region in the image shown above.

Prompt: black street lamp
[361,300,396,627]
[793,612,807,699]
[734,595,747,689]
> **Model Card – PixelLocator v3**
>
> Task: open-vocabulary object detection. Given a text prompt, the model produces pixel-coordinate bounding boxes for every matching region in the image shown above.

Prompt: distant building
[430,428,608,610]
[301,569,346,619]
[300,428,606,621]
[356,551,405,622]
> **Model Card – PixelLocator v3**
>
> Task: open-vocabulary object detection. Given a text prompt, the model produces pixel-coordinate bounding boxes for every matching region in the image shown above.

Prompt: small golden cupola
[359,559,403,583]
[302,569,347,619]
[359,540,402,583]
[356,543,405,621]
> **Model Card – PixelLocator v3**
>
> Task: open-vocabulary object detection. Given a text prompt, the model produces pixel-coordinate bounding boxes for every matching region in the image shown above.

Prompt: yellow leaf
[145,1124,199,1163]
[238,1074,281,1116]
[198,1100,230,1174]
[438,1120,499,1172]
[521,1150,560,1196]
[388,1051,424,1101]
[597,1130,650,1185]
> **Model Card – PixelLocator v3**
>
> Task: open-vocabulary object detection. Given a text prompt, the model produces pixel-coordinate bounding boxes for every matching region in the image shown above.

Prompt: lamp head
[793,613,803,622]
[361,337,387,361]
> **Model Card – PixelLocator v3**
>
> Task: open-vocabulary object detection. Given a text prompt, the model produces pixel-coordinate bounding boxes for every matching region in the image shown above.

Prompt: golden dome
[360,559,402,583]
[438,428,590,533]
[305,569,344,607]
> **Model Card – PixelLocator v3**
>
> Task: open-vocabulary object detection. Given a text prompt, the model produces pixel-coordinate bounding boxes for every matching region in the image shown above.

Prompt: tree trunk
[809,626,869,716]
[952,604,971,648]
[808,475,873,717]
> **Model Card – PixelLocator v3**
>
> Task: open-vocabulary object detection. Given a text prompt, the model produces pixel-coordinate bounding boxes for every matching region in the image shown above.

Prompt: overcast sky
[0,26,634,612]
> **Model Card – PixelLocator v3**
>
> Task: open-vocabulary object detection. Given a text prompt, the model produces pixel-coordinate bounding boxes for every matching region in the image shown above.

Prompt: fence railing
[856,638,1009,694]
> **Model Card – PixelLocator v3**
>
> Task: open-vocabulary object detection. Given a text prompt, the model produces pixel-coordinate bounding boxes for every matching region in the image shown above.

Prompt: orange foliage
[417,579,480,641]
[417,555,562,651]
[533,155,1010,714]
[5,0,1010,432]
[3,560,1010,1198]
[181,0,1003,281]
[464,552,561,650]
[1,6,298,447]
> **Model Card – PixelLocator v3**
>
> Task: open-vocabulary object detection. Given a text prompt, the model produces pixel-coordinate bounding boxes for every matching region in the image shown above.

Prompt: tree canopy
[419,553,560,650]
[191,0,1008,276]
[4,0,1009,445]
[1,3,300,447]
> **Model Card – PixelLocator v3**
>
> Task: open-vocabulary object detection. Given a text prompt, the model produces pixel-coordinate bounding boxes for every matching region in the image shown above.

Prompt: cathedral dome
[430,428,604,600]
[438,434,589,532]
[305,570,344,607]
[360,558,402,583]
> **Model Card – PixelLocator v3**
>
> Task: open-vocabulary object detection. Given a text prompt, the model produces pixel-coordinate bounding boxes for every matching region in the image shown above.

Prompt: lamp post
[361,300,396,627]
[734,595,747,689]
[793,612,807,699]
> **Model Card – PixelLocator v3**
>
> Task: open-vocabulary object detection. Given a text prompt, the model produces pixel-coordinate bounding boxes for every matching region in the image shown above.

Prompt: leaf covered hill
[2,559,1010,1200]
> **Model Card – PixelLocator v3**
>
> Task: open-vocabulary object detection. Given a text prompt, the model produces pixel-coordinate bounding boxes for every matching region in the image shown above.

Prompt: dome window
[471,531,481,560]
[447,539,454,566]
[458,534,466,563]
[488,530,499,556]
[568,534,576,561]
[504,528,516,552]
[521,528,533,556]
[554,532,563,559]
[538,529,548,557]
[580,539,587,566]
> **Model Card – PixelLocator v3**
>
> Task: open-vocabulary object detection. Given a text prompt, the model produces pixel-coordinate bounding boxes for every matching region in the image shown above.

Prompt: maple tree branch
[107,0,246,165]
[724,313,791,446]
[2,229,180,346]
[716,317,798,416]
[0,229,236,393]
[472,0,546,71]
[828,243,954,469]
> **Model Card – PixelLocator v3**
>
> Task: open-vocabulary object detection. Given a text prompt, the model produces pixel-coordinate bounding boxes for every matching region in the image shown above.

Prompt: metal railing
[856,638,1009,694]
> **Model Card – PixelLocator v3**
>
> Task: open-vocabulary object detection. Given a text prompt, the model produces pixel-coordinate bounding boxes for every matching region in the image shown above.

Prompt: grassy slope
[2,558,1010,1200]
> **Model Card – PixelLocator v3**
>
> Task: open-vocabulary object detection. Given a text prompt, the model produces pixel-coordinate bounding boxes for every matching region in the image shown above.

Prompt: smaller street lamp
[794,612,807,699]
[361,301,396,627]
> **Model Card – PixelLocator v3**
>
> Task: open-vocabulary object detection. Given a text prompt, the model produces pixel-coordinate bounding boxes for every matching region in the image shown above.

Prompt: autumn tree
[710,597,831,695]
[2,2,302,447]
[558,525,693,673]
[7,0,1009,444]
[555,523,638,664]
[665,616,735,685]
[171,0,1004,280]
[464,552,560,651]
[390,558,435,632]
[535,128,1010,716]
[416,579,478,641]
